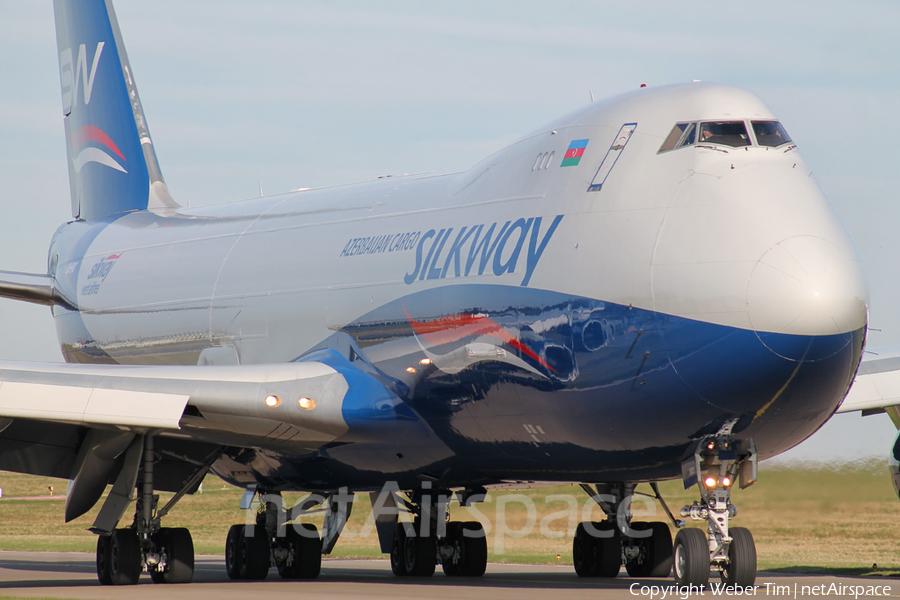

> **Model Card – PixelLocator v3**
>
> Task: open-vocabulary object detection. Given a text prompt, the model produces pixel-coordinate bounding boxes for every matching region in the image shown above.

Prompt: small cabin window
[752,121,792,147]
[698,121,750,147]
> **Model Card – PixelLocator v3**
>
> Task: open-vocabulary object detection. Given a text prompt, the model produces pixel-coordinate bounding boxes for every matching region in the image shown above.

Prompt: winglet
[53,0,179,220]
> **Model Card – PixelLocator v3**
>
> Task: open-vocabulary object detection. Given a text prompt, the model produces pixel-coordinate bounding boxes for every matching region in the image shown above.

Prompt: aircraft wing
[0,354,362,445]
[837,348,900,414]
[0,349,453,526]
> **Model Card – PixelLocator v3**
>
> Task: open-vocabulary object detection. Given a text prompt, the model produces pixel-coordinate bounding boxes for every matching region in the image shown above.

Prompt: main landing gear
[224,488,331,580]
[573,483,674,578]
[94,436,218,585]
[674,426,758,587]
[388,486,488,577]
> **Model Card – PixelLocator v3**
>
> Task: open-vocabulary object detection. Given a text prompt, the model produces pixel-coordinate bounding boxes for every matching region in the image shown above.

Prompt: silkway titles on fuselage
[339,215,564,288]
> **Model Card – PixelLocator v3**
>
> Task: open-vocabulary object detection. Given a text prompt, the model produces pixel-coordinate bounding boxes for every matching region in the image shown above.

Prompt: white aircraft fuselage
[46,82,868,490]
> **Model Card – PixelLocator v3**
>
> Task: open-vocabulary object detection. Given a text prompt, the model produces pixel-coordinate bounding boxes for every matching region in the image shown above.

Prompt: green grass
[1,459,898,573]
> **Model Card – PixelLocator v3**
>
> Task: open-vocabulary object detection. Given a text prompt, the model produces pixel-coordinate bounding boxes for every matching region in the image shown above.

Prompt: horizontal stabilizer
[0,270,69,307]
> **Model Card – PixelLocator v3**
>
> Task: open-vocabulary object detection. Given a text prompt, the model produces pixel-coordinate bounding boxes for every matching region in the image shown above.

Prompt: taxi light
[419,358,432,366]
[298,397,316,410]
[406,367,417,374]
[707,442,715,450]
[722,476,732,488]
[264,395,281,407]
[704,476,717,488]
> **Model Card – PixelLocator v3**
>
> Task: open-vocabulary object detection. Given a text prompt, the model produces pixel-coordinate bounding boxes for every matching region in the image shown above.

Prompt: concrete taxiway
[0,552,894,599]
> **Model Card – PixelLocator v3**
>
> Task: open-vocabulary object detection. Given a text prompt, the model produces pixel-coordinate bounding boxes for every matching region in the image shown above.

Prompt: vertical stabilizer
[54,0,178,220]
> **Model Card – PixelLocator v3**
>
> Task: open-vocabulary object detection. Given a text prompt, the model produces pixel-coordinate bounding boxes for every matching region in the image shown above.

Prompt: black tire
[595,521,622,578]
[108,528,141,586]
[404,522,436,577]
[573,522,594,577]
[390,523,409,576]
[720,527,756,587]
[277,524,321,580]
[574,521,620,577]
[294,523,322,579]
[225,524,243,580]
[625,522,673,578]
[96,534,113,585]
[458,521,487,577]
[673,528,709,587]
[156,527,194,584]
[238,525,270,580]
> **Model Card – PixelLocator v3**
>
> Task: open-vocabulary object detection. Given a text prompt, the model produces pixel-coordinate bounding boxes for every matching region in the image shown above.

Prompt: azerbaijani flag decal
[560,139,589,167]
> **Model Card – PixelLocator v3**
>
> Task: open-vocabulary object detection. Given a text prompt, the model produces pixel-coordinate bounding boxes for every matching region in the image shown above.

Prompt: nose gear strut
[675,422,758,587]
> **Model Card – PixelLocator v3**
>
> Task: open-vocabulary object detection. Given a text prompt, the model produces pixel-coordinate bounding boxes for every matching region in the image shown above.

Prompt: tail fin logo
[71,125,127,174]
[59,42,127,174]
[59,42,105,116]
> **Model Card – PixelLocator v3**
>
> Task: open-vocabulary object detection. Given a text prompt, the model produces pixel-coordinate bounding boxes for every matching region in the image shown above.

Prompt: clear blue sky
[0,1,897,464]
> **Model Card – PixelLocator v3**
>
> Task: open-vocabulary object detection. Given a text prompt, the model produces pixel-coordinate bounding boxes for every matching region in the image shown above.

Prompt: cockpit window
[752,121,792,147]
[659,119,790,153]
[679,123,696,148]
[698,121,750,147]
[658,123,688,153]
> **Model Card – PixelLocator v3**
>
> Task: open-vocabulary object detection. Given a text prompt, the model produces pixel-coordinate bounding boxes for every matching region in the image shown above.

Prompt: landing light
[406,367,417,374]
[264,395,281,407]
[298,397,316,410]
[704,476,717,488]
[419,358,432,366]
[722,476,732,487]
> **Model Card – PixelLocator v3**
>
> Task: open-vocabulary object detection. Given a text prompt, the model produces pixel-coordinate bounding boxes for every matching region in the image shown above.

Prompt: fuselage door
[588,123,637,192]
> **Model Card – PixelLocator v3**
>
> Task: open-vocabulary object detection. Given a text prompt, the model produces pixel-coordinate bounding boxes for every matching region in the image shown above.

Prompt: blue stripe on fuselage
[339,284,863,480]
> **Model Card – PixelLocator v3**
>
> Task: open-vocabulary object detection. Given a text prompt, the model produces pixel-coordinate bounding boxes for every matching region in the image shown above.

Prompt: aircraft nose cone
[746,235,867,339]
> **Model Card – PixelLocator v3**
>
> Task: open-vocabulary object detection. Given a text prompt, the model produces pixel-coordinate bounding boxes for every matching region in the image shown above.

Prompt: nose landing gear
[675,426,758,587]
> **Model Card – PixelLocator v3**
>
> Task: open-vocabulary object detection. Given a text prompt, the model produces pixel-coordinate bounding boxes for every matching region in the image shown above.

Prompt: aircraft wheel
[625,522,673,578]
[225,524,243,580]
[595,521,622,577]
[96,534,113,585]
[282,523,321,580]
[403,525,436,577]
[573,522,596,577]
[390,524,409,576]
[574,521,620,577]
[720,527,756,587]
[108,528,141,585]
[288,523,322,579]
[673,528,709,586]
[238,525,270,580]
[150,527,194,584]
[457,521,487,577]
